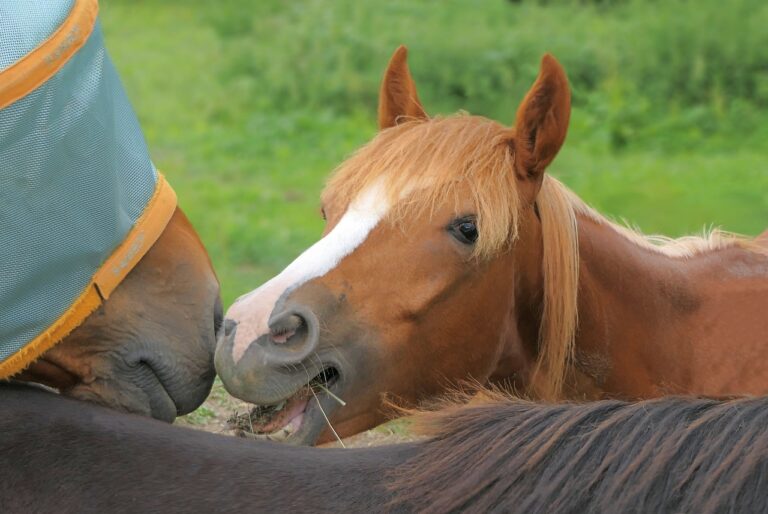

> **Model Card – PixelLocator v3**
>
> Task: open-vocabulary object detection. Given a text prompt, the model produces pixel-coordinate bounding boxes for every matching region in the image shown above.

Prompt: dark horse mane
[1,383,766,513]
[391,394,768,513]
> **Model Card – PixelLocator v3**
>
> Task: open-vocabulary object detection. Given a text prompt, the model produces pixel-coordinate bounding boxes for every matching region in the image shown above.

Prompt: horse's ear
[378,46,428,129]
[512,54,571,185]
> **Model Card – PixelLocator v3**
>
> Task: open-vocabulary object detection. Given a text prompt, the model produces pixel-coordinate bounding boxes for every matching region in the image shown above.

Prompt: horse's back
[0,383,410,514]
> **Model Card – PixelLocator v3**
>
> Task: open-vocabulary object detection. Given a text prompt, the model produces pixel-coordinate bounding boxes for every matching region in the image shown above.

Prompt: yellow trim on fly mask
[0,0,98,110]
[0,175,177,379]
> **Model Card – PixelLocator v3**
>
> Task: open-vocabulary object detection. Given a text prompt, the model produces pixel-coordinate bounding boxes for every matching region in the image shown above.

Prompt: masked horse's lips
[229,366,344,445]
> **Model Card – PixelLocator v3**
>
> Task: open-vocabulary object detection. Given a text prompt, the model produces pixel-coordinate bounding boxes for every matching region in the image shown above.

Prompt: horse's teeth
[275,401,286,411]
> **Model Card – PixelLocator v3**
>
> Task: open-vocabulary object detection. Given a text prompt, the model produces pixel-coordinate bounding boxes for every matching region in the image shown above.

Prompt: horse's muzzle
[214,305,322,404]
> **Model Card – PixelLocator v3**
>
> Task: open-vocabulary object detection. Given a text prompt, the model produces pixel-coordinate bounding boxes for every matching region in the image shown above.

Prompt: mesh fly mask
[0,0,177,377]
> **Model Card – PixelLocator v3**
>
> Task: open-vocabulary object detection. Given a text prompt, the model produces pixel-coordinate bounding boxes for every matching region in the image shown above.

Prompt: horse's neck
[573,216,768,398]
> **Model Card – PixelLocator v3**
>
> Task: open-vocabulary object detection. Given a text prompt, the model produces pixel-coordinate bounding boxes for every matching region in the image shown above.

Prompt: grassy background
[99,0,767,430]
[101,0,768,308]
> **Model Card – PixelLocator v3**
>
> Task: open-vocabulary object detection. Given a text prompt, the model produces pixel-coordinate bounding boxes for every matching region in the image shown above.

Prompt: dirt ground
[175,379,417,448]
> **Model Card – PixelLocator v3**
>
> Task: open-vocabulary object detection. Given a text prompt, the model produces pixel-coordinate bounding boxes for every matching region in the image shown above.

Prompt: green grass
[182,405,216,426]
[100,0,768,308]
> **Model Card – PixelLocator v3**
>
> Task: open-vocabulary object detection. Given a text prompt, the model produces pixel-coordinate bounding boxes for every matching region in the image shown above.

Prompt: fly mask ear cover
[0,0,177,377]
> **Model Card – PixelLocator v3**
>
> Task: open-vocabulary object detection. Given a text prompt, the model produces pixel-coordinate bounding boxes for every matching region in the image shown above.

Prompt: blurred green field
[101,0,768,309]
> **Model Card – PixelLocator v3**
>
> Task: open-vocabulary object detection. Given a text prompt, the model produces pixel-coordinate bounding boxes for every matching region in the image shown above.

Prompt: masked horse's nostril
[213,297,224,337]
[269,314,304,344]
[222,319,238,338]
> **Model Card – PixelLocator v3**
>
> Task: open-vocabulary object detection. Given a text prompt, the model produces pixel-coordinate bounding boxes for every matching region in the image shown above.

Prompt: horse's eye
[450,218,478,245]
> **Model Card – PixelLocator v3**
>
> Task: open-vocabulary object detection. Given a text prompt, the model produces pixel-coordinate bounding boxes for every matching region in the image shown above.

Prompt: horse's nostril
[245,306,320,367]
[222,319,238,338]
[213,297,224,336]
[269,314,304,344]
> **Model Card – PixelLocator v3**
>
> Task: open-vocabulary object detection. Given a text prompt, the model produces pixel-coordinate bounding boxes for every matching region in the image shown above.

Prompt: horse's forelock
[322,115,520,258]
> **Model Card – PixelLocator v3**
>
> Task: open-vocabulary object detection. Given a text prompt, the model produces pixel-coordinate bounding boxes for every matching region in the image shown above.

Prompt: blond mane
[562,187,762,258]
[322,113,761,400]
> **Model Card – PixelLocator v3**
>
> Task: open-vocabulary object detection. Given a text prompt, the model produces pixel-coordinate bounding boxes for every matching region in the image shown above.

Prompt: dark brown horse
[215,47,768,444]
[9,209,221,421]
[1,383,766,513]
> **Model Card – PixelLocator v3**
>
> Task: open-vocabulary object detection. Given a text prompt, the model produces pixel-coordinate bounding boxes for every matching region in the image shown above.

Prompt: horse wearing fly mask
[1,0,221,420]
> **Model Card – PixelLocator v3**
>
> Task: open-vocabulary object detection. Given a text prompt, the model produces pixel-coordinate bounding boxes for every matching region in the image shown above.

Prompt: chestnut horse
[216,46,768,444]
[2,383,767,513]
[10,209,221,421]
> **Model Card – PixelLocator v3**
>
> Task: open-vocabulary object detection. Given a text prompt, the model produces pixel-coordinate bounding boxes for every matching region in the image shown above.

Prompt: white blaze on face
[226,183,390,363]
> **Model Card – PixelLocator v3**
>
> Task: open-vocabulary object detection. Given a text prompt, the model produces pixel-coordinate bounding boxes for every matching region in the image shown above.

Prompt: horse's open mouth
[229,366,342,443]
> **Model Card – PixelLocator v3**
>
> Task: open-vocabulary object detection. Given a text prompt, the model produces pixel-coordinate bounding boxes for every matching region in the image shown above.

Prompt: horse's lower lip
[265,400,309,441]
[253,393,311,435]
[147,387,177,422]
[136,363,179,422]
[234,366,344,443]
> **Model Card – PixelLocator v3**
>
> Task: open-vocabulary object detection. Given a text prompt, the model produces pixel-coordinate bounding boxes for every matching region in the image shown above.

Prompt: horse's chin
[61,370,179,423]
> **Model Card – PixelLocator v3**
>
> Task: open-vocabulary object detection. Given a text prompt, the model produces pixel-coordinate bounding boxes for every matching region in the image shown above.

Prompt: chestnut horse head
[216,47,577,444]
[218,45,768,445]
[13,208,221,421]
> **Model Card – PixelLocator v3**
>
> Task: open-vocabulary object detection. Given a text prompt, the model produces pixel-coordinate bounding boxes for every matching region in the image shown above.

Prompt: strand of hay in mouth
[316,383,346,406]
[310,387,346,448]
